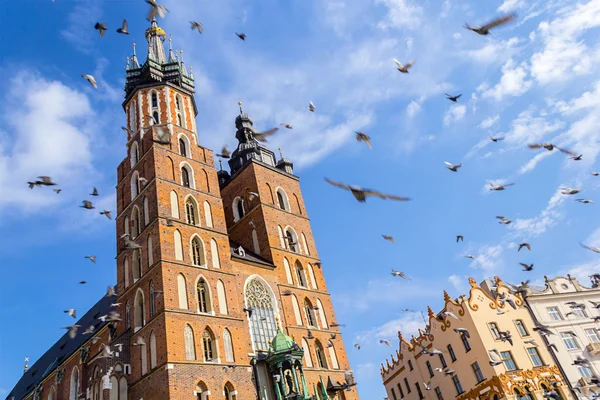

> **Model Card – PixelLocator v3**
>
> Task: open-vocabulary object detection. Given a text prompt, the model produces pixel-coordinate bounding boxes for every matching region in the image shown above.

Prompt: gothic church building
[7,19,358,400]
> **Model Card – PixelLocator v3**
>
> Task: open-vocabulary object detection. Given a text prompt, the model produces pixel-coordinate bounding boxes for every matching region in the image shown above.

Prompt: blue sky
[1,0,600,398]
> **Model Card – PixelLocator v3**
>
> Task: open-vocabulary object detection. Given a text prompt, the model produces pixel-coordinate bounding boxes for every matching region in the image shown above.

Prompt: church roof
[6,296,113,400]
[229,240,273,267]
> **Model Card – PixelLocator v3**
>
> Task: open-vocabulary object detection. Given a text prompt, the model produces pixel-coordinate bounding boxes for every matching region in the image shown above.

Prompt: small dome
[270,329,295,353]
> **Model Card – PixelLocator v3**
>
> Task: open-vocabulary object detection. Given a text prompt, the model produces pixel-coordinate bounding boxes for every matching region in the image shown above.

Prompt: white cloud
[470,245,504,271]
[509,188,566,237]
[375,0,424,30]
[518,151,553,175]
[464,37,522,65]
[479,115,500,129]
[448,275,469,294]
[406,101,421,118]
[503,110,564,147]
[443,104,466,126]
[561,261,600,284]
[60,0,103,55]
[483,58,532,101]
[453,32,462,40]
[0,70,96,212]
[498,0,527,12]
[356,311,425,344]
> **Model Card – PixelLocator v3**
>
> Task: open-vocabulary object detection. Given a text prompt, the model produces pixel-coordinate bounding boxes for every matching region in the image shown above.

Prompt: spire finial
[23,357,29,374]
[133,42,137,55]
[275,316,282,330]
[179,49,184,62]
[278,147,283,159]
[219,159,223,171]
[238,101,243,114]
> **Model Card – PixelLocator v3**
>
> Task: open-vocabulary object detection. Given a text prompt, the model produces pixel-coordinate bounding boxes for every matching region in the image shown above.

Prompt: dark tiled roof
[229,241,274,267]
[7,296,113,400]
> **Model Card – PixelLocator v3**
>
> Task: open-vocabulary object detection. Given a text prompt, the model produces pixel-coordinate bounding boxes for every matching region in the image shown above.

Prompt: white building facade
[523,275,600,400]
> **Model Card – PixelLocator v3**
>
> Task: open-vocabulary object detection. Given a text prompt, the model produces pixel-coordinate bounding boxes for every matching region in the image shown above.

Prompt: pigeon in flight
[243,307,253,318]
[146,0,169,20]
[116,19,129,34]
[528,143,575,156]
[306,330,315,340]
[382,235,395,244]
[379,339,392,347]
[453,328,470,338]
[106,286,117,297]
[325,178,410,203]
[355,131,372,149]
[90,187,99,196]
[85,256,96,264]
[53,189,62,194]
[308,101,316,112]
[444,161,462,172]
[445,93,462,102]
[465,13,516,35]
[465,255,475,260]
[64,325,80,339]
[28,176,57,188]
[252,127,279,143]
[281,290,292,296]
[330,322,345,327]
[518,243,531,252]
[561,188,581,195]
[570,154,583,161]
[82,74,97,89]
[580,243,600,253]
[496,216,512,225]
[520,263,534,272]
[80,200,95,209]
[456,235,464,242]
[354,343,361,350]
[236,32,246,40]
[391,269,410,279]
[216,145,231,159]
[490,136,505,142]
[439,311,459,320]
[100,210,112,220]
[393,58,414,73]
[94,22,107,38]
[576,199,594,204]
[489,182,515,191]
[280,123,293,129]
[592,172,599,176]
[190,21,203,34]
[64,309,77,319]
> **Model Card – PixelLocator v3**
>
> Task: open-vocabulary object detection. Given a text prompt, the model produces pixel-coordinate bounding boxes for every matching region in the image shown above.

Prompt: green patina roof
[270,329,295,353]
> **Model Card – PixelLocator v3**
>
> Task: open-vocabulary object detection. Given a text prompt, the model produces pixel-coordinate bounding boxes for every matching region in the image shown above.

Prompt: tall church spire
[145,18,167,64]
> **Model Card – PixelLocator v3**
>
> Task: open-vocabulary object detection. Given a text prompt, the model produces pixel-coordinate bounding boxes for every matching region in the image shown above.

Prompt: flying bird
[524,339,539,346]
[593,172,599,176]
[78,281,87,285]
[379,339,392,347]
[146,0,169,20]
[355,131,372,149]
[153,126,171,144]
[490,136,505,142]
[94,22,107,38]
[82,325,95,335]
[106,286,116,297]
[393,58,414,73]
[216,145,231,159]
[236,32,246,40]
[423,382,432,391]
[439,311,459,320]
[306,330,315,340]
[580,243,600,254]
[82,74,97,89]
[100,210,112,219]
[465,255,475,260]
[453,328,470,338]
[518,243,531,252]
[53,189,62,194]
[308,101,316,112]
[243,307,253,318]
[28,176,57,188]
[324,178,410,203]
[561,187,581,195]
[64,325,80,339]
[456,235,464,242]
[445,93,462,102]
[528,143,575,156]
[252,127,279,143]
[116,19,129,34]
[382,235,395,244]
[444,161,462,172]
[190,21,203,34]
[120,233,141,250]
[570,154,583,161]
[496,216,512,225]
[489,182,515,191]
[330,322,345,328]
[576,199,594,204]
[391,269,410,279]
[80,200,95,209]
[354,343,361,350]
[520,263,534,271]
[64,309,77,319]
[90,187,99,196]
[280,123,293,129]
[85,256,96,264]
[465,13,516,35]
[281,290,292,296]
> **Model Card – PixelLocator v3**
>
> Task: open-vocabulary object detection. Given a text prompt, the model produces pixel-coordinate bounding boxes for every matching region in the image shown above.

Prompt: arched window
[109,377,118,400]
[191,236,206,267]
[130,142,139,167]
[283,258,293,284]
[177,274,188,309]
[181,166,191,188]
[134,289,145,331]
[130,171,140,199]
[294,194,302,214]
[143,197,150,225]
[175,95,186,128]
[317,299,328,329]
[148,236,154,266]
[48,386,55,400]
[276,188,290,211]
[285,228,300,253]
[124,216,130,236]
[217,280,228,315]
[223,329,235,362]
[304,298,318,328]
[302,338,313,367]
[292,295,303,325]
[224,382,236,400]
[179,138,188,157]
[124,258,130,288]
[131,207,141,238]
[277,226,286,248]
[185,196,199,225]
[151,92,158,108]
[252,229,260,254]
[132,250,141,281]
[166,156,175,180]
[125,303,131,329]
[296,262,307,288]
[128,102,136,131]
[302,233,310,255]
[196,381,209,400]
[233,197,245,221]
[150,331,157,368]
[210,239,220,268]
[315,340,328,368]
[119,377,127,400]
[203,328,216,361]
[328,341,340,369]
[150,280,156,318]
[203,170,210,193]
[265,183,274,203]
[197,278,211,313]
[69,367,79,400]
[152,111,159,124]
[307,263,317,289]
[174,230,183,260]
[245,277,278,351]
[170,191,180,218]
[184,324,196,360]
[204,201,213,227]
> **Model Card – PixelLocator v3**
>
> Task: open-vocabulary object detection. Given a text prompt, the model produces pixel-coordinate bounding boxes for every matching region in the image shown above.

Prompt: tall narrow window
[408,360,414,370]
[151,93,158,108]
[174,230,183,260]
[210,239,220,268]
[328,341,339,369]
[119,377,127,400]
[148,236,154,266]
[131,207,141,238]
[184,324,196,360]
[461,332,471,352]
[150,331,157,368]
[560,332,579,350]
[217,280,228,315]
[515,320,529,336]
[452,375,464,395]
[69,367,79,400]
[130,142,139,167]
[283,258,293,284]
[252,229,260,254]
[152,111,159,124]
[314,340,328,368]
[150,280,156,317]
[488,323,501,340]
[448,344,457,361]
[435,387,443,400]
[170,191,180,218]
[223,329,235,362]
[391,389,398,400]
[197,279,210,313]
[177,274,188,309]
[307,263,317,289]
[302,233,310,255]
[276,189,289,211]
[182,166,190,188]
[204,201,213,227]
[125,303,130,329]
[304,299,317,327]
[109,377,117,400]
[179,138,187,157]
[203,329,215,361]
[404,378,411,393]
[186,197,198,225]
[233,197,245,221]
[134,290,145,331]
[472,362,484,383]
[130,171,140,199]
[296,262,307,288]
[302,338,313,367]
[416,383,424,399]
[397,383,405,399]
[124,258,130,288]
[527,347,544,367]
[426,361,434,377]
[286,229,299,252]
[317,299,328,329]
[143,197,150,225]
[245,278,278,351]
[191,236,206,266]
[133,250,141,281]
[439,353,447,368]
[501,351,518,371]
[292,295,303,325]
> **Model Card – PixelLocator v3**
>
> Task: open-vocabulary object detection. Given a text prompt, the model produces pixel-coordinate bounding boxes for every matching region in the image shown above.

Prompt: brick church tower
[6,18,359,400]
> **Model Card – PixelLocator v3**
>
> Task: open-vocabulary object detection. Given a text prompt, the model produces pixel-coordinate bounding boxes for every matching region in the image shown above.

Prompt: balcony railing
[586,342,600,356]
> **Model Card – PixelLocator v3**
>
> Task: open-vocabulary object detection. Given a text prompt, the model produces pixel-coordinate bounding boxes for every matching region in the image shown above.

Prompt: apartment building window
[461,333,471,352]
[571,308,588,319]
[514,320,529,336]
[585,328,600,343]
[472,362,485,383]
[408,360,414,371]
[452,375,464,395]
[560,332,580,350]
[527,347,544,367]
[488,323,501,340]
[547,306,563,321]
[397,383,405,398]
[426,361,434,377]
[415,383,424,400]
[435,387,444,400]
[579,366,594,378]
[447,344,457,362]
[439,354,447,368]
[501,351,518,371]
[404,378,411,393]
[390,388,398,400]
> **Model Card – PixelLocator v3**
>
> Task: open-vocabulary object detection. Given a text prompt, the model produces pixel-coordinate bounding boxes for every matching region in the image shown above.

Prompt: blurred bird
[490,136,505,142]
[497,216,512,225]
[216,145,231,159]
[354,343,361,350]
[90,187,99,196]
[64,325,80,339]
[576,199,594,204]
[243,307,253,318]
[253,127,279,143]
[53,189,62,194]
[236,32,246,40]
[423,381,432,390]
[330,333,337,339]
[465,255,475,260]
[308,101,316,112]
[116,20,129,34]
[561,187,581,195]
[444,369,456,376]
[246,190,259,201]
[571,154,583,161]
[78,281,87,285]
[465,13,516,35]
[528,143,575,155]
[589,301,600,308]
[28,176,57,188]
[382,235,395,244]
[146,0,169,20]
[64,309,77,319]
[306,330,315,340]
[152,126,171,145]
[456,235,464,242]
[524,339,539,346]
[445,93,462,102]
[82,325,95,335]
[281,290,292,296]
[518,243,531,252]
[520,263,534,271]
[80,200,95,209]
[592,172,599,176]
[190,21,203,34]
[439,311,459,320]
[85,256,96,264]
[444,161,462,172]
[82,74,97,89]
[453,328,470,338]
[355,131,372,149]
[490,182,515,191]
[94,22,107,38]
[379,339,392,347]
[394,58,414,73]
[280,123,293,129]
[99,344,113,358]
[100,210,112,220]
[391,269,410,279]
[325,178,410,202]
[580,243,600,253]
[330,322,345,327]
[106,286,116,297]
